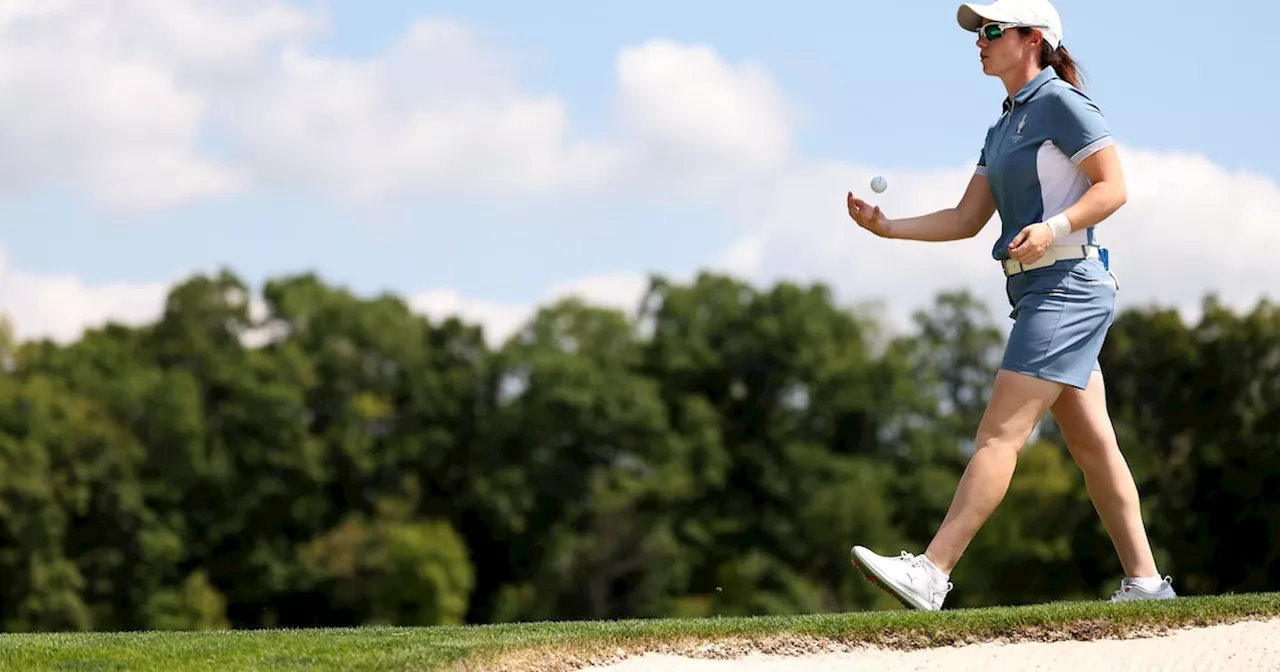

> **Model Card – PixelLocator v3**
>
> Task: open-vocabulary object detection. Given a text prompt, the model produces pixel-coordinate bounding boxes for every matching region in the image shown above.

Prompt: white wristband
[1044,213,1073,241]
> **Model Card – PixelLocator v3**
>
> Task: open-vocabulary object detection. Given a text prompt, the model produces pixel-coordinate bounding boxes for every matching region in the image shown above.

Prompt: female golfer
[845,0,1176,611]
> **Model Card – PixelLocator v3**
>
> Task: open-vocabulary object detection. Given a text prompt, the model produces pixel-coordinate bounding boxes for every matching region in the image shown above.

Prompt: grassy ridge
[2,593,1278,672]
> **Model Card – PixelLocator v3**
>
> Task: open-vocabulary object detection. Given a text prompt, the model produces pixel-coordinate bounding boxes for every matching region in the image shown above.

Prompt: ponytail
[1015,27,1085,89]
[1041,42,1083,89]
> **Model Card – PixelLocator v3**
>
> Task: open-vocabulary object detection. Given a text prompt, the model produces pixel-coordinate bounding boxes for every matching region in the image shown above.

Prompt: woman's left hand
[1008,222,1054,263]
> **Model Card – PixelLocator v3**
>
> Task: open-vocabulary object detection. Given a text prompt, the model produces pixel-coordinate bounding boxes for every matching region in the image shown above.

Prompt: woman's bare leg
[923,368,1065,573]
[851,368,1063,610]
[1050,369,1159,578]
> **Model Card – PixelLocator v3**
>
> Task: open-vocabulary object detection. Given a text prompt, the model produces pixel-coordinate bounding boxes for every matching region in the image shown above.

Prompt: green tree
[0,265,1275,631]
[637,272,911,614]
[297,504,474,627]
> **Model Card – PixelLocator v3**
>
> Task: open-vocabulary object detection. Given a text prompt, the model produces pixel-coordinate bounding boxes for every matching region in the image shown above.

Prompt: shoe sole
[849,547,935,612]
[1111,592,1178,603]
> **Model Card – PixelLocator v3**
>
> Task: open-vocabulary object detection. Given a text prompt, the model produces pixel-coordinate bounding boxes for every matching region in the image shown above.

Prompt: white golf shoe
[850,545,952,611]
[1110,575,1178,602]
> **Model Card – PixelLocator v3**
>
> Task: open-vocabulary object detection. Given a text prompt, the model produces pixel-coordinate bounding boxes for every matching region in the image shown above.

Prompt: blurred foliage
[0,270,1274,630]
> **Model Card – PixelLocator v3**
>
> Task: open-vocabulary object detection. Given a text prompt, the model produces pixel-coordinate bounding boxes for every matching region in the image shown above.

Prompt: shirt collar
[1002,67,1058,114]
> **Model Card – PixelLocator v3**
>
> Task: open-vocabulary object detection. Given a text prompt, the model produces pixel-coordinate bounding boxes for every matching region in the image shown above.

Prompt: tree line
[0,269,1274,632]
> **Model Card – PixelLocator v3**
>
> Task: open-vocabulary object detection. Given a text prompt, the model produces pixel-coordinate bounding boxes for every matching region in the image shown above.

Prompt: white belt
[1002,244,1099,277]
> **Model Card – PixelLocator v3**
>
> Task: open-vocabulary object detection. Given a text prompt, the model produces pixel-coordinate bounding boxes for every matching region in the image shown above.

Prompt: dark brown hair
[1018,27,1084,89]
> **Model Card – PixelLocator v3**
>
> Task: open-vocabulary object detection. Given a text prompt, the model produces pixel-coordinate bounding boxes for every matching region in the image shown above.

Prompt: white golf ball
[870,176,887,193]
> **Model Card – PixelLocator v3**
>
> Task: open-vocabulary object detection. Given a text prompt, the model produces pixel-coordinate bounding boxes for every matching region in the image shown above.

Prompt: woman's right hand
[847,191,892,238]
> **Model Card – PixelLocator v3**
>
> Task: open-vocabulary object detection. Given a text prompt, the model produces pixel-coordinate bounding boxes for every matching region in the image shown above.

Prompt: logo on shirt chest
[1011,114,1028,143]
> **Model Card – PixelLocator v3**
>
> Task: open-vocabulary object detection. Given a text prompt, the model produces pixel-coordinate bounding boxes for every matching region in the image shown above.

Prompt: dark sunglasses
[979,21,1046,41]
[978,22,1018,40]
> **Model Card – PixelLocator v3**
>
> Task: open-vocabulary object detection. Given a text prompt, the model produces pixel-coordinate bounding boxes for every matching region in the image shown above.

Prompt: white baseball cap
[957,0,1063,49]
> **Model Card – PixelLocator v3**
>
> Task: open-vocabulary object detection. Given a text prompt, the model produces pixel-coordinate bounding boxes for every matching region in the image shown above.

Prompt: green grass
[3,593,1279,672]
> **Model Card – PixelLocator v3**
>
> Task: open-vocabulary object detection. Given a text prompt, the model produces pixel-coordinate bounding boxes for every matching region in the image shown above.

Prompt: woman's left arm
[1009,145,1127,261]
[1062,144,1128,229]
[1019,88,1125,250]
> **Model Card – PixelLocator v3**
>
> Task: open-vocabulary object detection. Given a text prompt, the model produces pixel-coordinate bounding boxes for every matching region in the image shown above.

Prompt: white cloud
[408,138,1280,344]
[0,0,315,213]
[710,144,1280,333]
[0,2,626,209]
[541,273,651,314]
[223,27,796,203]
[0,248,170,344]
[0,250,645,350]
[223,18,623,201]
[0,4,798,210]
[707,160,1007,332]
[410,289,535,346]
[411,272,652,347]
[614,39,795,182]
[1096,148,1280,319]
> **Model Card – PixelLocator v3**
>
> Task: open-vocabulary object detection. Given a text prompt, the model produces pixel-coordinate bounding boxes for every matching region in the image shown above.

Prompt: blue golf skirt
[1001,256,1118,390]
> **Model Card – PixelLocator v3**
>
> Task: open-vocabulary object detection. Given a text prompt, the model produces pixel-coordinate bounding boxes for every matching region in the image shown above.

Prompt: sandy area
[578,617,1280,672]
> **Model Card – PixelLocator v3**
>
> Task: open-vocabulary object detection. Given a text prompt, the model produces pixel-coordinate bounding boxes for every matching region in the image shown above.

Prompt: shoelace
[1112,575,1173,600]
[896,551,925,581]
[897,551,954,605]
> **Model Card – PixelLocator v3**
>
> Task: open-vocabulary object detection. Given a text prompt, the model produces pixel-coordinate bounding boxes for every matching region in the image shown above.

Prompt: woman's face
[976,23,1039,77]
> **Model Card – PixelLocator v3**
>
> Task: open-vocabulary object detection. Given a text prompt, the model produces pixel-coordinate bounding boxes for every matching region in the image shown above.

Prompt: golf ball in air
[870,176,887,193]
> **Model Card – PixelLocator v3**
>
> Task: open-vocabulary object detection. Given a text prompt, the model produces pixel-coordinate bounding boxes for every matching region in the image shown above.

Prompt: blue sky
[3,0,1278,342]
[303,0,1276,173]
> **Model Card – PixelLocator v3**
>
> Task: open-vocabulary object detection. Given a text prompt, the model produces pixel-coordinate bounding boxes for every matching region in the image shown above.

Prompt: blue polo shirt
[975,67,1113,261]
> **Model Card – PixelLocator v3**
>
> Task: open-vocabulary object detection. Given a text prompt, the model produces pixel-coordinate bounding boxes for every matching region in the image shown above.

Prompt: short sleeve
[1050,87,1114,164]
[975,124,995,175]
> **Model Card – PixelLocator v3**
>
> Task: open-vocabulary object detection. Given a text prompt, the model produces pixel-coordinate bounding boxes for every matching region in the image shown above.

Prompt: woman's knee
[1053,382,1121,468]
[1062,430,1116,474]
[973,369,1063,452]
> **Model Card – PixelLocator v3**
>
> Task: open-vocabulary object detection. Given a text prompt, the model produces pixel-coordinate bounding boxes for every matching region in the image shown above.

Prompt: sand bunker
[579,617,1280,671]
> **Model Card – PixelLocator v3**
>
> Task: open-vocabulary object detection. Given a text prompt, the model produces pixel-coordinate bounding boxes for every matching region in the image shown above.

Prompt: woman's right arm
[849,171,996,242]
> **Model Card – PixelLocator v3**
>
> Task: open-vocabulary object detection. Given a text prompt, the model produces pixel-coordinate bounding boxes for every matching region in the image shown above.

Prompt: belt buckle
[1003,246,1060,277]
[1036,247,1059,269]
